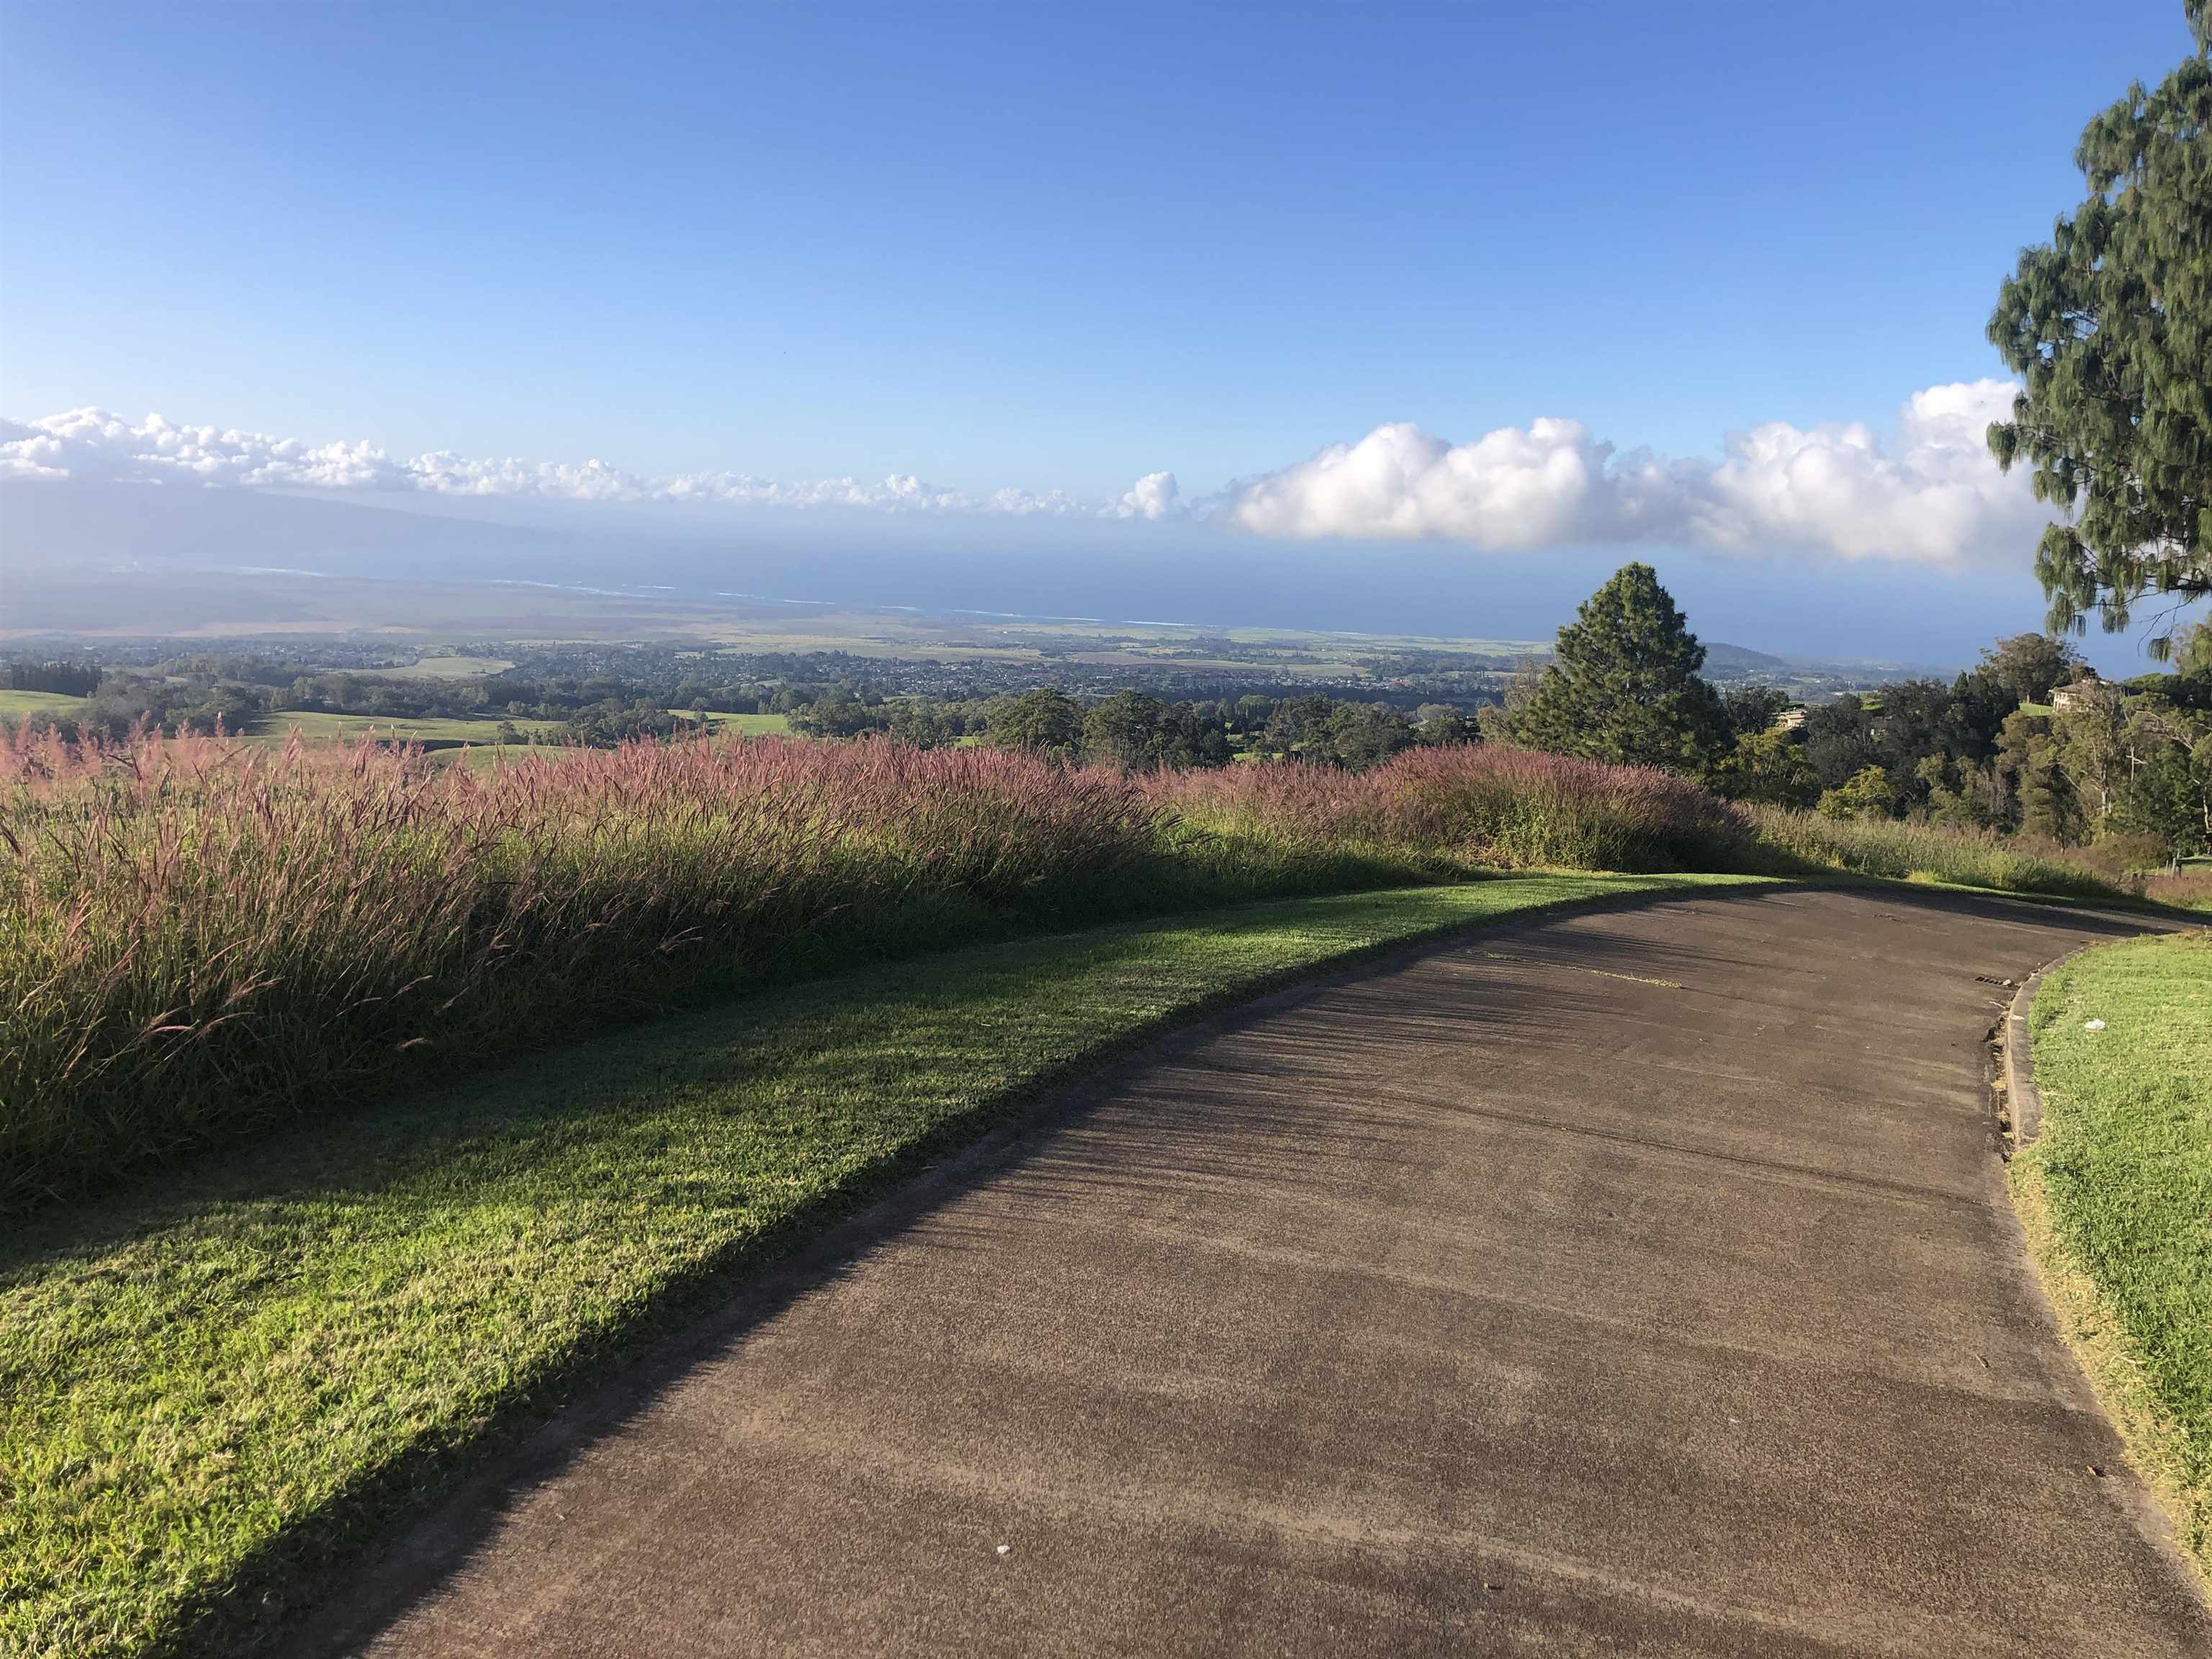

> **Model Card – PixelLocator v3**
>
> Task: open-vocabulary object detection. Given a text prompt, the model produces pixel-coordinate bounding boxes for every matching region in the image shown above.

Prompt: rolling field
[2,695,782,752]
[0,689,88,719]
[374,654,516,678]
[248,711,565,747]
[668,708,793,735]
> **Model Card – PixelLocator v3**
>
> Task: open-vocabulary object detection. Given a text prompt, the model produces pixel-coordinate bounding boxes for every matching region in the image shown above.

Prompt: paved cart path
[325,887,2208,1657]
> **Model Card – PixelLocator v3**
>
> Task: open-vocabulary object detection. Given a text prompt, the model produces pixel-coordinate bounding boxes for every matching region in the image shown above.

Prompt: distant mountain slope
[1704,639,1943,686]
[1702,641,1791,674]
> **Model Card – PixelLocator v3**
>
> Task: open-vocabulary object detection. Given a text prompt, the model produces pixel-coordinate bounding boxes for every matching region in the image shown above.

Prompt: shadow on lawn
[281,896,1702,1657]
[10,876,2178,1658]
[27,882,1686,1657]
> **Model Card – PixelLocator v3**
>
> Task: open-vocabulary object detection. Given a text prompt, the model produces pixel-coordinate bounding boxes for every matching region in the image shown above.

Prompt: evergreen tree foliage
[1987,4,2212,654]
[1712,729,1820,808]
[1719,683,1792,739]
[986,688,1083,755]
[1977,633,2081,706]
[1508,563,1727,771]
[1817,765,1900,822]
[2177,618,2212,679]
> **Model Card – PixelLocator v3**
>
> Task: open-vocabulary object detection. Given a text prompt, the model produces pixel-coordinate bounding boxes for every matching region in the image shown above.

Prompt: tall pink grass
[0,728,1169,1207]
[0,729,1754,1208]
[1151,745,1751,873]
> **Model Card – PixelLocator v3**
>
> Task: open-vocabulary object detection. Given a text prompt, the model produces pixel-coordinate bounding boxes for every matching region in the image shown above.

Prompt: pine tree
[1508,563,1727,772]
[1986,2,2212,655]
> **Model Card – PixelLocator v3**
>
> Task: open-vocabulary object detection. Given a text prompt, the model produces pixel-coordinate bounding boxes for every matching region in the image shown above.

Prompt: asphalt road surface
[320,886,2209,1657]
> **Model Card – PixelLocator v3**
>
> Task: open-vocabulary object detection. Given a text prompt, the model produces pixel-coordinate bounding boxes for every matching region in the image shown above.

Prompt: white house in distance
[2051,670,2122,714]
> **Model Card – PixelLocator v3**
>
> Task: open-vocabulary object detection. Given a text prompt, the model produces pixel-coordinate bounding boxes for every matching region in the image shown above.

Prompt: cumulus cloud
[2,384,2051,563]
[0,408,1149,521]
[1224,379,2045,565]
[1111,471,1180,520]
[1228,420,1655,547]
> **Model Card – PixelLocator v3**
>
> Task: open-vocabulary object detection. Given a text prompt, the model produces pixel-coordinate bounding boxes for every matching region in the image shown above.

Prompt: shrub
[1817,765,1899,821]
[2071,831,2185,880]
[1712,729,1821,809]
[0,730,1769,1208]
[9,719,2192,1213]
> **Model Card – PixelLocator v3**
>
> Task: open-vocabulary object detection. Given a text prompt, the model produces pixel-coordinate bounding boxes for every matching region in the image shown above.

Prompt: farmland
[0,689,87,719]
[667,708,795,736]
[248,709,565,748]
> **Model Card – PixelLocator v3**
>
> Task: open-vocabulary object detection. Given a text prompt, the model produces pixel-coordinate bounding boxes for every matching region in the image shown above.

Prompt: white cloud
[1111,471,1179,520]
[1228,419,1619,547]
[1,383,2051,563]
[1223,379,2044,565]
[0,408,1153,521]
[1683,379,2038,562]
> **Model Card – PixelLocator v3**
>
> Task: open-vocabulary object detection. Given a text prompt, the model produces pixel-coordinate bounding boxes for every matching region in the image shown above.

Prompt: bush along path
[0,874,1763,1659]
[9,721,2188,1220]
[0,728,1743,1215]
[2011,930,2212,1584]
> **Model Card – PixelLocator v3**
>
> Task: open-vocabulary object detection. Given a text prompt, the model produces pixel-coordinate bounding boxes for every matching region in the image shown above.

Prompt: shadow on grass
[10,875,2177,1658]
[3,845,1469,1225]
[2,878,1704,1658]
[282,880,1776,1657]
[288,876,2185,1656]
[1738,840,2208,929]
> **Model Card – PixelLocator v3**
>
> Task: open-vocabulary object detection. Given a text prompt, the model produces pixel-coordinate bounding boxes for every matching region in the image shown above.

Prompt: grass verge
[0,873,1765,1658]
[2011,930,2212,1584]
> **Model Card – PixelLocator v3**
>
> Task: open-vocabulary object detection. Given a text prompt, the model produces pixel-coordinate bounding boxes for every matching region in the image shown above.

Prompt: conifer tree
[1509,563,1727,772]
[1987,2,2212,655]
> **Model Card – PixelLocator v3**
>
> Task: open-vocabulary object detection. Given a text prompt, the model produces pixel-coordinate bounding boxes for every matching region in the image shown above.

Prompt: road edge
[1999,965,2049,1148]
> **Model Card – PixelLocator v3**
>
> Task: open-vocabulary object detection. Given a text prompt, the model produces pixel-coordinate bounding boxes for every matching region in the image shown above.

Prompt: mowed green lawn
[0,690,88,719]
[249,711,566,747]
[2015,930,2212,1581]
[4,702,783,750]
[375,655,515,679]
[667,708,793,735]
[0,873,1761,1658]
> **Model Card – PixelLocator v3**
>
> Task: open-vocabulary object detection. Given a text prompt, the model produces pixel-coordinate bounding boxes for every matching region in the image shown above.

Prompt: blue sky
[2,1,2205,663]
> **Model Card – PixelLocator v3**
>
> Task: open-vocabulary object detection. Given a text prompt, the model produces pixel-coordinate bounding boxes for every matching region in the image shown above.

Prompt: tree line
[1493,563,2212,863]
[790,686,1476,770]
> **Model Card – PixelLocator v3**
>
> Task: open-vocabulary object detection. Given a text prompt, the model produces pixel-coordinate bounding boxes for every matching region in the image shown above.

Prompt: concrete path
[323,887,2208,1657]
